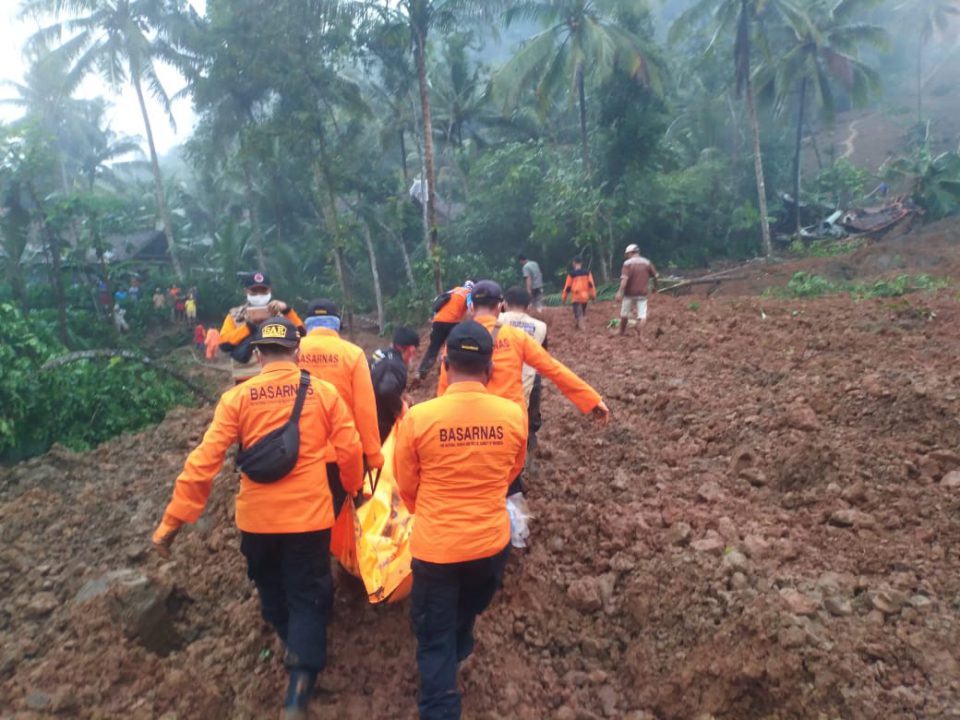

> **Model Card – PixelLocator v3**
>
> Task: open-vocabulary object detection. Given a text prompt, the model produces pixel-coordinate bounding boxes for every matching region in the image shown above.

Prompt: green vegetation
[788,237,865,258]
[772,271,949,299]
[0,303,188,463]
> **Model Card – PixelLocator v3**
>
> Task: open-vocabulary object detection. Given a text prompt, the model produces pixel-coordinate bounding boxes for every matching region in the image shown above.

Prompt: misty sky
[0,1,205,157]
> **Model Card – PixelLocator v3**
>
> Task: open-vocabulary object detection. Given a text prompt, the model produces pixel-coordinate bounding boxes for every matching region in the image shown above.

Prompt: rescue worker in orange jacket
[151,317,363,720]
[298,299,384,471]
[561,256,597,330]
[416,280,474,381]
[437,280,610,495]
[394,320,527,720]
[219,272,305,384]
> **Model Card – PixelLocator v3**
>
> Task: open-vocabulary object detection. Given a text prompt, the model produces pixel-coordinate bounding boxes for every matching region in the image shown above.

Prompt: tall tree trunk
[917,30,924,128]
[399,127,409,185]
[576,65,593,178]
[361,220,385,334]
[26,184,68,343]
[414,27,443,294]
[312,159,354,336]
[793,76,808,240]
[42,228,68,344]
[745,74,773,258]
[241,157,267,269]
[810,129,824,171]
[132,74,184,280]
[380,219,416,290]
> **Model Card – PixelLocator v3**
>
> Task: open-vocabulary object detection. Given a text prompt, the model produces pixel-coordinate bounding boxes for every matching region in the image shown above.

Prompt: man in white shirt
[500,287,548,453]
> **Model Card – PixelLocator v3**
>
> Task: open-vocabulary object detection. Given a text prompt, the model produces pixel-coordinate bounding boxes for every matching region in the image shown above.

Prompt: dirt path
[841,117,860,159]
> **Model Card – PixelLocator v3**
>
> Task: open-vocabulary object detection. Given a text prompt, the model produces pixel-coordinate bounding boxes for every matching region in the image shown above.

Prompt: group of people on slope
[151,268,611,719]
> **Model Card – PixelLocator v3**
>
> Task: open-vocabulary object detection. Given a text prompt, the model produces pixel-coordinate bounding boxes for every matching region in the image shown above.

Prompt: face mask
[247,292,271,307]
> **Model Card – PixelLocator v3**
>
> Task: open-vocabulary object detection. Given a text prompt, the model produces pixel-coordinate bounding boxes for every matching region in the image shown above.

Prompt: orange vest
[162,361,363,534]
[218,306,305,382]
[562,270,597,304]
[437,314,602,415]
[394,381,527,563]
[299,328,382,464]
[433,287,470,324]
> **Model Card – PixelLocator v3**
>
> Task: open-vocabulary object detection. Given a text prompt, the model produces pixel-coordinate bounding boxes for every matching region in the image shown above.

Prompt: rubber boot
[619,318,628,336]
[283,669,316,720]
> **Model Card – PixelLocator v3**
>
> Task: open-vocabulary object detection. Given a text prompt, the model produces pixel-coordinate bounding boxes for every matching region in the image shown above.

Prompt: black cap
[244,271,271,289]
[446,320,493,362]
[392,326,420,348]
[471,280,503,304]
[251,317,300,348]
[306,298,340,318]
[504,286,530,308]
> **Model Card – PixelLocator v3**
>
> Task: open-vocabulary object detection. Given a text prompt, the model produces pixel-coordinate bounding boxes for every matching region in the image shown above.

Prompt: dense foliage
[0,303,189,462]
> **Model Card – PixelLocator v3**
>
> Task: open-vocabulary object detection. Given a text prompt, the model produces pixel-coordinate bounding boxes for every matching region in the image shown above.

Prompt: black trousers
[572,302,587,322]
[527,374,543,452]
[411,545,510,720]
[418,321,458,378]
[239,529,333,673]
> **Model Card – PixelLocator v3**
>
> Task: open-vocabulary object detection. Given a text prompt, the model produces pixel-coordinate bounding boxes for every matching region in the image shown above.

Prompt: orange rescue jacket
[219,305,305,382]
[437,314,602,415]
[394,381,527,564]
[433,286,470,324]
[562,269,597,304]
[299,328,383,466]
[161,361,363,534]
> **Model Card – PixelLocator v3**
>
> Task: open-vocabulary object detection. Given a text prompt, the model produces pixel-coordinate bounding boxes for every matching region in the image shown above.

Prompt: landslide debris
[2,287,960,719]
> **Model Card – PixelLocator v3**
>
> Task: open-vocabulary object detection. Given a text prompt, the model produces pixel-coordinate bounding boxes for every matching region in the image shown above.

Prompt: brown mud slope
[3,288,960,718]
[691,217,960,297]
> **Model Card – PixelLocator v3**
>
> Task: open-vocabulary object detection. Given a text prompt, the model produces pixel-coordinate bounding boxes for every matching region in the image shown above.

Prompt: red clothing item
[194,325,206,344]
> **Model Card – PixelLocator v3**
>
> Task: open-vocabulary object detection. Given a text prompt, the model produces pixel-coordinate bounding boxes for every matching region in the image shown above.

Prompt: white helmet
[624,243,640,256]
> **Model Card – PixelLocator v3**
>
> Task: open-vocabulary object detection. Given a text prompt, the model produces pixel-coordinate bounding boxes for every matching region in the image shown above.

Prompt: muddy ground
[2,227,960,719]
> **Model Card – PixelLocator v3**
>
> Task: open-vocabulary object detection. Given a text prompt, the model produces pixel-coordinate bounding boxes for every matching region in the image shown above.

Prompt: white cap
[624,243,640,255]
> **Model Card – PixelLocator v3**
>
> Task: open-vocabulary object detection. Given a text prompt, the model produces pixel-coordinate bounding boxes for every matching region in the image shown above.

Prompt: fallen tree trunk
[658,274,747,295]
[41,350,217,403]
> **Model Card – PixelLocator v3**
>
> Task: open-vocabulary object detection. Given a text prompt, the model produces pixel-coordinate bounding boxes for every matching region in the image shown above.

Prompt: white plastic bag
[506,492,532,548]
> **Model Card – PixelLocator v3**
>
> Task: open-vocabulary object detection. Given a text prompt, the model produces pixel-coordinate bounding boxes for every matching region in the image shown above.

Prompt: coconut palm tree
[492,0,662,179]
[671,0,780,257]
[22,0,201,280]
[361,0,505,293]
[904,0,960,127]
[765,0,886,236]
[2,40,91,193]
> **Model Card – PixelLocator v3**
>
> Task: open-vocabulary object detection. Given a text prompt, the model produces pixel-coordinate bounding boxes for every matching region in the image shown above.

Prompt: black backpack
[431,290,453,313]
[236,371,310,484]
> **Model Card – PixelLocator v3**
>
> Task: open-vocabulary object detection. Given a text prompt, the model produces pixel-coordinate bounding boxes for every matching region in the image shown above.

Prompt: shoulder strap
[290,370,311,423]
